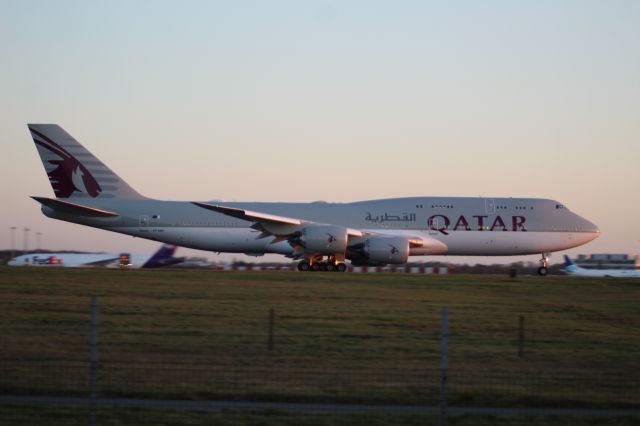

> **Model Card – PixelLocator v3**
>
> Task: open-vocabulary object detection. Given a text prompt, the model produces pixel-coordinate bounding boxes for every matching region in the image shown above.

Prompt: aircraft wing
[193,202,364,242]
[83,257,121,267]
[193,202,304,225]
[193,201,428,264]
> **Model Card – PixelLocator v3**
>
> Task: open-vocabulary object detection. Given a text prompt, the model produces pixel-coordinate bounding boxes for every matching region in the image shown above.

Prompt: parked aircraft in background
[562,255,640,278]
[8,244,185,268]
[168,257,218,268]
[26,124,600,275]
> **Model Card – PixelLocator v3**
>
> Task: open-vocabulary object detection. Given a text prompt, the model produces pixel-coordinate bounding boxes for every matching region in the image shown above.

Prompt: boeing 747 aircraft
[26,124,600,275]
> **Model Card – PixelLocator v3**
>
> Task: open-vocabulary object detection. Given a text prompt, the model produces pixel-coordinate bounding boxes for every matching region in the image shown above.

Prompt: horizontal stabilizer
[31,196,119,217]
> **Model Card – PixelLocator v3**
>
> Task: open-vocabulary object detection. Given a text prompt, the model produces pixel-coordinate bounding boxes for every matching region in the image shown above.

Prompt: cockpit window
[556,204,566,209]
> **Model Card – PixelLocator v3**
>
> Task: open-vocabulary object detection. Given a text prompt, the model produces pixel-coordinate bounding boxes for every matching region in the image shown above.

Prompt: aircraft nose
[586,218,600,234]
[580,216,600,241]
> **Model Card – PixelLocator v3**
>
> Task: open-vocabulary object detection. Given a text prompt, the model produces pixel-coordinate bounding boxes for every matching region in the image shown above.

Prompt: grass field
[0,267,638,415]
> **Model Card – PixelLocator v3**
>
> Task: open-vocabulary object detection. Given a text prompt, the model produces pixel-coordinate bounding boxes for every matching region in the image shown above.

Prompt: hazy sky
[1,1,639,264]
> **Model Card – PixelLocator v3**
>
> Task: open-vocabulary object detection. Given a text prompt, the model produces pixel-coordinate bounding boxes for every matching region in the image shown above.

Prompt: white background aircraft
[8,244,184,269]
[562,255,640,278]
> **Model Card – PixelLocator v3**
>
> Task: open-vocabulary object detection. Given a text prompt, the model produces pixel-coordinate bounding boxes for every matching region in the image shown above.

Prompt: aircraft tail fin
[27,124,145,200]
[142,245,184,268]
[563,255,583,275]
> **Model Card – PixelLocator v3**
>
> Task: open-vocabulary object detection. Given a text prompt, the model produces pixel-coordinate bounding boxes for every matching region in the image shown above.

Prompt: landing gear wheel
[311,262,322,272]
[325,263,336,272]
[298,261,310,272]
[538,253,550,277]
[336,263,347,273]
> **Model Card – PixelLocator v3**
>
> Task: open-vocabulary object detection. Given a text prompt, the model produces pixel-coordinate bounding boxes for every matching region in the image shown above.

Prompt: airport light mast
[23,227,30,254]
[9,226,16,259]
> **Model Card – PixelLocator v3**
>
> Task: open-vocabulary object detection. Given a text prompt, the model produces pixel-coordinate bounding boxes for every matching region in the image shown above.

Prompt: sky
[1,0,639,265]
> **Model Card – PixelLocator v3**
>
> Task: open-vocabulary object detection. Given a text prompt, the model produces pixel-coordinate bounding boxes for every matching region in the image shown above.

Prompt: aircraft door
[428,216,442,235]
[485,199,496,214]
[139,215,149,227]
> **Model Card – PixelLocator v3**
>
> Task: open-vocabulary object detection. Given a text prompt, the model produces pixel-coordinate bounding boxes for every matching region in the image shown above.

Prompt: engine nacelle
[290,225,348,255]
[348,235,410,265]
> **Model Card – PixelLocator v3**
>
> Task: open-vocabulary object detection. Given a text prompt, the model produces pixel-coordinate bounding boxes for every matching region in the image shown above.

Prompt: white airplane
[26,124,600,275]
[562,255,640,278]
[7,244,185,268]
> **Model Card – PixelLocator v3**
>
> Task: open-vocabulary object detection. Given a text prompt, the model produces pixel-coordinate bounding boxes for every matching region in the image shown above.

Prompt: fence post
[89,296,99,426]
[518,315,524,358]
[440,308,449,426]
[267,308,275,351]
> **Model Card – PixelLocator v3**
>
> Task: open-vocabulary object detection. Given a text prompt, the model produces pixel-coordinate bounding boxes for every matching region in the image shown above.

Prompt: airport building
[576,254,639,270]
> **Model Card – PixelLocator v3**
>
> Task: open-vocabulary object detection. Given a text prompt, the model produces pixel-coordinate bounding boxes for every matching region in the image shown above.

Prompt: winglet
[563,255,575,267]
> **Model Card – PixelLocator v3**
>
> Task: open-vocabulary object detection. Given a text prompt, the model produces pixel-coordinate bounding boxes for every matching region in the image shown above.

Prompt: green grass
[0,267,639,409]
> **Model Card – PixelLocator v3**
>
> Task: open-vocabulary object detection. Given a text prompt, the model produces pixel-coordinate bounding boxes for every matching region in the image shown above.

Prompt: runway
[1,395,638,418]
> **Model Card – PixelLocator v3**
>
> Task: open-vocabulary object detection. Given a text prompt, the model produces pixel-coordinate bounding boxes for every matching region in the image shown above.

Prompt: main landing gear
[297,256,347,273]
[538,253,550,276]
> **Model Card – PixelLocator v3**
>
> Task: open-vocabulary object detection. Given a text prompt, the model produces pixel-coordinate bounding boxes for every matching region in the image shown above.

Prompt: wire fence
[0,296,639,425]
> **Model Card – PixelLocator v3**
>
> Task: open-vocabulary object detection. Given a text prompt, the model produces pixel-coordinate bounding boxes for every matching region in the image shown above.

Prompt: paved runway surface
[1,395,638,417]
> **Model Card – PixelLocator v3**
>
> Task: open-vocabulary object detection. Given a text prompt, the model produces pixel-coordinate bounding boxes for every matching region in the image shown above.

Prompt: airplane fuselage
[41,196,600,257]
[565,268,640,278]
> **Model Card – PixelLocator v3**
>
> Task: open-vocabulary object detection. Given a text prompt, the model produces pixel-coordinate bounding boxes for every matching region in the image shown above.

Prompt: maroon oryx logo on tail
[30,127,102,198]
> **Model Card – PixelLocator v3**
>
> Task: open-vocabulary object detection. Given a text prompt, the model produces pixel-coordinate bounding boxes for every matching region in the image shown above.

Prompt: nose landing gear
[538,253,550,276]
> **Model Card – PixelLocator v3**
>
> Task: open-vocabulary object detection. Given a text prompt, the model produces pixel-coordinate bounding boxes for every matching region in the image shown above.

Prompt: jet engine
[289,225,349,255]
[348,235,410,265]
